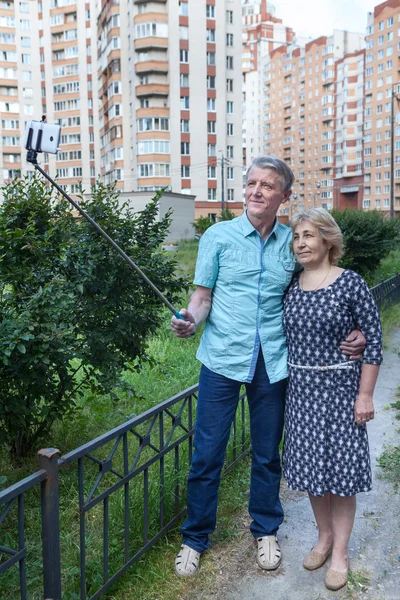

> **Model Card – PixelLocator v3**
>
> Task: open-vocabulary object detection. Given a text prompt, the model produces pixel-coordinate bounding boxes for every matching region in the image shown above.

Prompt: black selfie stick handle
[26,155,185,320]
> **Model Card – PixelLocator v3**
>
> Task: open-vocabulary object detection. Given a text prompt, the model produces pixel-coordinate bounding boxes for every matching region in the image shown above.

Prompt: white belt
[288,361,357,372]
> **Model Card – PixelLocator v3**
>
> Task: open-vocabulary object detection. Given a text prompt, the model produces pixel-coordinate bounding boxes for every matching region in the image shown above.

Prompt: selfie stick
[25,126,186,322]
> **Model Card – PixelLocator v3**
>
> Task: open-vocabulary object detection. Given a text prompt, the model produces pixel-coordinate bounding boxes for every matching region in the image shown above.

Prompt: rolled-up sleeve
[194,228,219,289]
[350,274,383,365]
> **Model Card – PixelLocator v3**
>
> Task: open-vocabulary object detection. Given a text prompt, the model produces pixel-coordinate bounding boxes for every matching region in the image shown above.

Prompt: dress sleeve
[193,226,220,289]
[349,272,383,365]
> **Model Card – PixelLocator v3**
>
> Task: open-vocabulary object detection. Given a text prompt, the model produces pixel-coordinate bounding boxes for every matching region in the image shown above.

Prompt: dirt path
[193,329,400,600]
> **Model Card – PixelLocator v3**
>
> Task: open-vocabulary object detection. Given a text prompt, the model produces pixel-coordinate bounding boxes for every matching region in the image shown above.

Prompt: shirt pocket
[218,246,260,279]
[268,255,296,291]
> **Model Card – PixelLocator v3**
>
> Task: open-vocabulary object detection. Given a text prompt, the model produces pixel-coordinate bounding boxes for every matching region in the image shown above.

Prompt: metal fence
[370,273,400,311]
[1,273,400,600]
[0,385,250,600]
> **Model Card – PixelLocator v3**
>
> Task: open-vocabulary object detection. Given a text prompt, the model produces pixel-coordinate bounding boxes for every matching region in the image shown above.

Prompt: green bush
[0,174,187,457]
[192,207,239,235]
[331,209,400,283]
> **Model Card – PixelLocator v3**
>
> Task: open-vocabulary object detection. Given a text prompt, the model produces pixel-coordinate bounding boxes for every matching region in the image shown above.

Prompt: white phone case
[24,120,61,154]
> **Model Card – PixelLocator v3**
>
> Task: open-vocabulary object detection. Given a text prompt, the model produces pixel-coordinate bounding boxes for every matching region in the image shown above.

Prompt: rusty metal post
[38,448,62,600]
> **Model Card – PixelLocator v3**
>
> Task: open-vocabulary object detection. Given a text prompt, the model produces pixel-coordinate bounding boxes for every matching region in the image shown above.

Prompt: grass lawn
[1,238,400,599]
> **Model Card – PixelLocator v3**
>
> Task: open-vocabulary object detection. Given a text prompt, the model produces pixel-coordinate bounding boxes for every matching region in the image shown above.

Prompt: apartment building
[242,0,294,73]
[0,0,42,184]
[334,50,365,210]
[363,0,400,216]
[0,0,99,192]
[96,0,244,219]
[261,30,365,218]
[242,0,293,174]
[0,0,243,220]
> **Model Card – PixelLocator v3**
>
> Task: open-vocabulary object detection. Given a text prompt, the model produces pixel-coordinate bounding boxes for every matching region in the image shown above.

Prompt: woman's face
[293,221,331,267]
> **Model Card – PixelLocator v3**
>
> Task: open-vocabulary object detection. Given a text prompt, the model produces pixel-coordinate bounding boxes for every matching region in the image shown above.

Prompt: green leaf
[17,343,26,354]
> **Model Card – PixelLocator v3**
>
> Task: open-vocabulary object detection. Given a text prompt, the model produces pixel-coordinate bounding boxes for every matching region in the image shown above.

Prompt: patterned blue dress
[283,270,383,497]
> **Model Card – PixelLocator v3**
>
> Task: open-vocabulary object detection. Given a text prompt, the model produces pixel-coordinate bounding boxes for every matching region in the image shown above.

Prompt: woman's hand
[354,393,374,426]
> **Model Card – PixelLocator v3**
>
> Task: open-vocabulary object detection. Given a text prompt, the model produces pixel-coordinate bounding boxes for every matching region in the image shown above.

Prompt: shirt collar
[241,211,280,239]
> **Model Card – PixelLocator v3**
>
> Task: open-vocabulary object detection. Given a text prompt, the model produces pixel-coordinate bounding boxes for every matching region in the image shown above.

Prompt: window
[227,167,234,180]
[179,1,188,16]
[226,56,234,70]
[137,140,170,154]
[137,117,169,132]
[226,79,233,92]
[207,98,216,111]
[180,119,189,132]
[207,166,216,179]
[207,143,216,156]
[207,76,216,89]
[181,142,190,155]
[363,199,371,208]
[180,73,189,87]
[226,123,234,136]
[378,21,384,31]
[226,33,233,46]
[181,165,190,178]
[179,26,188,40]
[207,120,216,133]
[208,188,217,200]
[226,145,234,158]
[206,5,215,18]
[388,16,393,26]
[180,96,190,109]
[207,52,216,66]
[226,10,233,24]
[227,189,234,201]
[206,29,215,42]
[21,54,31,64]
[180,49,189,63]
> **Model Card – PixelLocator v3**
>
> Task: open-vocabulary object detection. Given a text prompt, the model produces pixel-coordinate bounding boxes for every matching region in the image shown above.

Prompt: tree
[0,175,187,457]
[192,207,239,235]
[331,209,400,282]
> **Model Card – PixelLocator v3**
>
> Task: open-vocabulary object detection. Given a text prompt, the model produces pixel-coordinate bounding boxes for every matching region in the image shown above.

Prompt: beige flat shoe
[324,560,349,591]
[303,544,333,571]
[256,535,282,570]
[175,544,201,577]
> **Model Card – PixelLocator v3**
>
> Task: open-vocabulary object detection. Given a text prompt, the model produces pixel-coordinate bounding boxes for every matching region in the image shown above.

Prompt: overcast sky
[273,0,378,39]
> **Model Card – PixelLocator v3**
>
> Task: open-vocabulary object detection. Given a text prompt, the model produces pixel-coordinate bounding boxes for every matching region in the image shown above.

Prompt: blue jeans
[181,351,287,553]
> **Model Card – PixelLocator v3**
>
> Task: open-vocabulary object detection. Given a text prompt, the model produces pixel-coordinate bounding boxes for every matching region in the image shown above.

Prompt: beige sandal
[256,535,282,570]
[303,544,332,570]
[325,560,349,591]
[175,544,201,577]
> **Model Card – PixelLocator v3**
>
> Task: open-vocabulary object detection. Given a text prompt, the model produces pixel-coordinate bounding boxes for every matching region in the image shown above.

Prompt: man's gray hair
[246,155,294,192]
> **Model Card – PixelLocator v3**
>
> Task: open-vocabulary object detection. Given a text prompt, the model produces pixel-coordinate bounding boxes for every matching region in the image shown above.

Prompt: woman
[283,208,382,591]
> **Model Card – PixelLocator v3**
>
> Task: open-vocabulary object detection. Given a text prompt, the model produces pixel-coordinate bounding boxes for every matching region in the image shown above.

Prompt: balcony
[134,37,168,51]
[135,60,168,75]
[136,83,169,97]
[134,0,166,3]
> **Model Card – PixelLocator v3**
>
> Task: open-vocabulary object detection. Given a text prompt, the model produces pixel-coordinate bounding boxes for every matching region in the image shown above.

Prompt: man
[171,155,364,576]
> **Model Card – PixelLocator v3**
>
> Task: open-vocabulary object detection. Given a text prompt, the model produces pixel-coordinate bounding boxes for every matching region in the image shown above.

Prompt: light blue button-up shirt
[194,212,296,384]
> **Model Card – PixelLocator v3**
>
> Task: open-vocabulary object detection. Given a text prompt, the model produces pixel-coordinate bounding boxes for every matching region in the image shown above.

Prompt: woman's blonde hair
[290,208,343,264]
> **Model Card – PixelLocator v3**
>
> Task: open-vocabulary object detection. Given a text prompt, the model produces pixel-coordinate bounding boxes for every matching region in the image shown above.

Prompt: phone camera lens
[50,136,53,141]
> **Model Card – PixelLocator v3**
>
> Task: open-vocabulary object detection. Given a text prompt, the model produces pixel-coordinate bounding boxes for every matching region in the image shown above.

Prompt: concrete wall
[119,190,195,242]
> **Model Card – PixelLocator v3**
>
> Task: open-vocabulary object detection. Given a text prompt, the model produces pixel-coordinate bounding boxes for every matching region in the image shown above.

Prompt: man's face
[245,167,291,221]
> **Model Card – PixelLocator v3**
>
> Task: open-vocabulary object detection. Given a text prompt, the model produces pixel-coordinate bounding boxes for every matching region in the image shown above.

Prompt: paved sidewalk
[196,329,400,600]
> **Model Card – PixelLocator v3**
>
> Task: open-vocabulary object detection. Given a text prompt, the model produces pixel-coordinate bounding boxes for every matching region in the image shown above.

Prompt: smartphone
[24,120,61,154]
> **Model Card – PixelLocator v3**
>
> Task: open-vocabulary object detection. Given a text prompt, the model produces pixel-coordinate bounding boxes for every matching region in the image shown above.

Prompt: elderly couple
[170,155,382,592]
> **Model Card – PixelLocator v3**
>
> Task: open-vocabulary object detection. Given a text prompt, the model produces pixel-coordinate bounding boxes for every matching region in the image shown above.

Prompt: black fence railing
[370,273,400,311]
[1,272,400,600]
[0,385,250,600]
